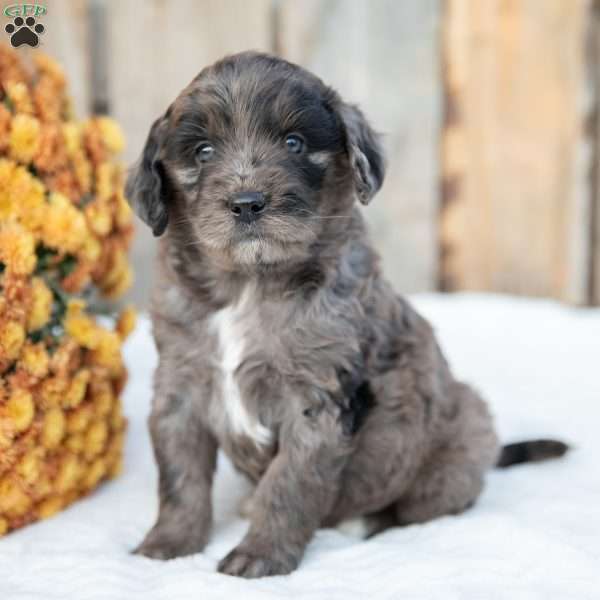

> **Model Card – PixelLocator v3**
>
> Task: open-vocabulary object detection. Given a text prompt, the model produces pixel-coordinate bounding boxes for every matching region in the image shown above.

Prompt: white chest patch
[210,288,271,446]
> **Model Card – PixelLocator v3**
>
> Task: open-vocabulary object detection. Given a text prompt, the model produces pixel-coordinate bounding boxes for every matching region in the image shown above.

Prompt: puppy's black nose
[230,192,266,223]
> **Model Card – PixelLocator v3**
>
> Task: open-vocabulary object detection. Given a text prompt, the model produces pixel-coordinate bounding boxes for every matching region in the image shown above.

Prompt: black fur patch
[337,369,376,435]
[496,439,569,468]
[287,262,326,298]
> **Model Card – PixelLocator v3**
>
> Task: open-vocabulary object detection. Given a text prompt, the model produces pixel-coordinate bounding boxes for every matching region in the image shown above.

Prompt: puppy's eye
[285,134,304,154]
[195,142,214,163]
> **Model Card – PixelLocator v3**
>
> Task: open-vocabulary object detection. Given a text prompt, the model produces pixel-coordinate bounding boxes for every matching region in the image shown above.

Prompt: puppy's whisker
[290,209,353,220]
[305,216,354,220]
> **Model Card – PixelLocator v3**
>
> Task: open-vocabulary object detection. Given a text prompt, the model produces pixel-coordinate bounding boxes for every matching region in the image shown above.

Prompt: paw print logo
[5,16,45,48]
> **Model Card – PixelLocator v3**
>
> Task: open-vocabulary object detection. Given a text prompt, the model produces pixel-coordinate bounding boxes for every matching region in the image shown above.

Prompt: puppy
[126,52,567,578]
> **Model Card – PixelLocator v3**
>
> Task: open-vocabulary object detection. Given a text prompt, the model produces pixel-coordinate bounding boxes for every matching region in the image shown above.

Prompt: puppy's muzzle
[230,191,266,224]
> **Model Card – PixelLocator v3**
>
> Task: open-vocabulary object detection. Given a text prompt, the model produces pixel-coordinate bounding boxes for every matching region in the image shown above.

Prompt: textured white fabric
[1,294,598,600]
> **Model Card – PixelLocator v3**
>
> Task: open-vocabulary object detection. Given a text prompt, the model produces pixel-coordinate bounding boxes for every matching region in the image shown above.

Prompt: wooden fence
[35,0,600,306]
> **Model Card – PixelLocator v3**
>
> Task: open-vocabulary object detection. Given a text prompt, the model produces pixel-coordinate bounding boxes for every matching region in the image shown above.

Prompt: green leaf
[34,245,58,273]
[3,95,14,113]
[58,254,77,278]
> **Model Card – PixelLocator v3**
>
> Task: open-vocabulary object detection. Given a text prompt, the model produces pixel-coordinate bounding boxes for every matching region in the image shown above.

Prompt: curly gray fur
[126,52,556,578]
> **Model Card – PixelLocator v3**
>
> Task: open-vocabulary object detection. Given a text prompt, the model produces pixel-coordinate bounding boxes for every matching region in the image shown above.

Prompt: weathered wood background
[37,0,600,306]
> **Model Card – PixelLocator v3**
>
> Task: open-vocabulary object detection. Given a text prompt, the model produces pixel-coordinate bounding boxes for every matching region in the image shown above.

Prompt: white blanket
[1,294,599,599]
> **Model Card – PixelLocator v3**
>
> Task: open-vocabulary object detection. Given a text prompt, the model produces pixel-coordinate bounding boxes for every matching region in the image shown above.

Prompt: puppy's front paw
[133,537,176,561]
[217,545,296,578]
[132,523,207,560]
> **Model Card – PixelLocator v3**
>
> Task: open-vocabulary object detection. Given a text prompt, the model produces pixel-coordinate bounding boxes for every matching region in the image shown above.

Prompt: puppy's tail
[496,439,569,468]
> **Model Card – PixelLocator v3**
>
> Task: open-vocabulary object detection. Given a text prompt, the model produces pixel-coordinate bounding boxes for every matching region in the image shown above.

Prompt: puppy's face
[127,52,385,267]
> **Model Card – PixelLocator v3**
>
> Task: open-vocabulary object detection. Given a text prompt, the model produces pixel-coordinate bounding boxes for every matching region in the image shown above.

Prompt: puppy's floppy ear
[125,114,170,237]
[338,103,386,205]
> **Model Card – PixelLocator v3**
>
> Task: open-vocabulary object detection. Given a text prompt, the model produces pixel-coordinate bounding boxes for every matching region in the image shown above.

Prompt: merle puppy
[126,52,567,578]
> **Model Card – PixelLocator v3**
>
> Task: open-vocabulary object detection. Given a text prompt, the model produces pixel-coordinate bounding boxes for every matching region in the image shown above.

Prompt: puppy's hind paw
[217,546,295,578]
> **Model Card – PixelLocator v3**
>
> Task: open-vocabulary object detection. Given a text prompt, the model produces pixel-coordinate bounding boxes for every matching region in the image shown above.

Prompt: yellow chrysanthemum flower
[99,247,132,296]
[0,418,15,450]
[19,341,49,379]
[49,338,79,376]
[84,420,108,459]
[5,388,34,432]
[0,222,36,275]
[85,198,113,235]
[37,496,63,520]
[66,404,93,434]
[94,388,113,417]
[5,81,33,114]
[0,158,16,219]
[54,454,82,494]
[0,477,30,516]
[27,277,53,332]
[38,376,68,409]
[62,122,81,157]
[0,319,25,362]
[0,105,10,152]
[106,431,125,458]
[13,167,47,231]
[114,190,132,229]
[95,162,114,202]
[78,235,101,263]
[63,368,90,409]
[108,457,123,478]
[96,117,125,155]
[31,472,52,500]
[71,150,91,193]
[89,330,122,374]
[33,53,66,87]
[116,306,136,340]
[64,300,100,349]
[0,44,132,536]
[110,402,125,432]
[103,263,133,300]
[41,407,66,449]
[0,160,44,226]
[9,113,41,163]
[82,457,106,490]
[16,447,43,485]
[65,432,84,454]
[41,192,89,254]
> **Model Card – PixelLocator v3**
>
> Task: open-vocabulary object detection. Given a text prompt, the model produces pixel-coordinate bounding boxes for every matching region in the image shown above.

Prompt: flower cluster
[0,44,134,536]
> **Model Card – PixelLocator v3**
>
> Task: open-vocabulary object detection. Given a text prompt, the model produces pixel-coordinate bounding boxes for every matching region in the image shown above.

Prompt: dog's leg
[393,449,485,525]
[218,403,353,578]
[134,378,217,560]
[394,382,498,525]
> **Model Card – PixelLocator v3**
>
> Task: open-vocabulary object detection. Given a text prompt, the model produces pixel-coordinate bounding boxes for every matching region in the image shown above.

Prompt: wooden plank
[594,199,600,304]
[36,0,91,118]
[594,158,600,302]
[276,0,442,294]
[108,0,273,165]
[441,0,593,303]
[107,0,273,305]
[88,0,110,114]
[589,0,600,305]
